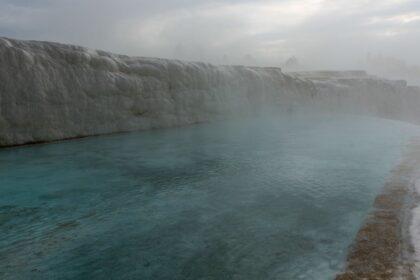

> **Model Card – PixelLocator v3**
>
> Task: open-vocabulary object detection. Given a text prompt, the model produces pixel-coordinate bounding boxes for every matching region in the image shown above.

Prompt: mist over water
[1,113,418,280]
[2,0,420,279]
[2,0,420,73]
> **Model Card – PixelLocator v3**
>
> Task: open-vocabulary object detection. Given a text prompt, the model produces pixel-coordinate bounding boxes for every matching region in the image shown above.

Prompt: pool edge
[336,138,420,280]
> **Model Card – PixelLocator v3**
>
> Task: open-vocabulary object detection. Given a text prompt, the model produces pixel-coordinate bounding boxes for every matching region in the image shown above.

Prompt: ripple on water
[0,114,419,280]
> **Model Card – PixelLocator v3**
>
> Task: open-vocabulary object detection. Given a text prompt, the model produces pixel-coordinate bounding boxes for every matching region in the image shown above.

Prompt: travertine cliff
[1,37,419,147]
[290,71,420,123]
[0,37,314,147]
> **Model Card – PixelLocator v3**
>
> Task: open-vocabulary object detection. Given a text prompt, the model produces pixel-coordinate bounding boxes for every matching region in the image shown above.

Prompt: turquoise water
[0,114,418,280]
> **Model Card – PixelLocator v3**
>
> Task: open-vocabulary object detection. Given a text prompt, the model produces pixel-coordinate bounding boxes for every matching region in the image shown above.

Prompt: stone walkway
[336,140,420,279]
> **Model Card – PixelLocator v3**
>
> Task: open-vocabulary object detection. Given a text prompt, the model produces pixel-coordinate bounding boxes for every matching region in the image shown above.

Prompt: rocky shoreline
[336,139,420,279]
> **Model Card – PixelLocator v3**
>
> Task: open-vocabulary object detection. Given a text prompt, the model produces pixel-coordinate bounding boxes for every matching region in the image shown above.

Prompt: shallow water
[0,114,418,280]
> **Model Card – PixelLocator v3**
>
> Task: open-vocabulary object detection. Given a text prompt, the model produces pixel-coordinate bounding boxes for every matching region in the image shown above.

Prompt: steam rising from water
[1,114,419,279]
[1,0,420,71]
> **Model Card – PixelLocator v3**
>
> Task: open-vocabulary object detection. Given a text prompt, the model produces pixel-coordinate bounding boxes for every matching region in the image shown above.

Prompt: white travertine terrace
[1,37,420,147]
[0,37,314,146]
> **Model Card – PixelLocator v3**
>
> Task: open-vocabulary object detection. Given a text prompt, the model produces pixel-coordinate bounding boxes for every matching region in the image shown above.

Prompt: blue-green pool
[0,114,418,279]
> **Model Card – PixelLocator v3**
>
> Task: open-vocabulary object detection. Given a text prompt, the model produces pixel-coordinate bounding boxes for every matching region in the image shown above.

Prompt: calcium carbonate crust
[1,37,420,147]
[0,37,314,147]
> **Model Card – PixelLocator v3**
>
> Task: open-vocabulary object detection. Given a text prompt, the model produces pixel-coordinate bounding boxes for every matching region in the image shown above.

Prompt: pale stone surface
[293,71,420,124]
[1,37,420,147]
[0,37,314,147]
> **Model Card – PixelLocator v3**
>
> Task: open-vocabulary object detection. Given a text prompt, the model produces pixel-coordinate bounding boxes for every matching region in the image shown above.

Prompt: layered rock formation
[290,71,420,123]
[1,37,420,147]
[0,37,314,147]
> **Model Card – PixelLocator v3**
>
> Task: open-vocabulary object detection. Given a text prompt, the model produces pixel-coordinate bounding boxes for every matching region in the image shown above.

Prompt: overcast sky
[0,0,419,69]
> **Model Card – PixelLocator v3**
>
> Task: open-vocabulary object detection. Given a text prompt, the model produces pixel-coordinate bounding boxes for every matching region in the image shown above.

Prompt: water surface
[0,114,418,279]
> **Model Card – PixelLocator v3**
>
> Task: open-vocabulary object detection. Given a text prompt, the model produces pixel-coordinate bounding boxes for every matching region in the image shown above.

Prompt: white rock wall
[1,37,420,147]
[300,73,420,123]
[0,37,314,146]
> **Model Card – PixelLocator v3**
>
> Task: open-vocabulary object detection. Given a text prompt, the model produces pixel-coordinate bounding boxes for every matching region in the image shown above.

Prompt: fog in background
[1,0,420,81]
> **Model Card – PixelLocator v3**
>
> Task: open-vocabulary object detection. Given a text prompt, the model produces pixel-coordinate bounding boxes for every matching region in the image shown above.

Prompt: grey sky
[0,0,419,69]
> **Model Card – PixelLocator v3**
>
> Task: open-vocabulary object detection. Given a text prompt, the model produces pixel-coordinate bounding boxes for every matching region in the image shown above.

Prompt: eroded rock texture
[291,71,420,122]
[0,37,314,146]
[1,37,420,147]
